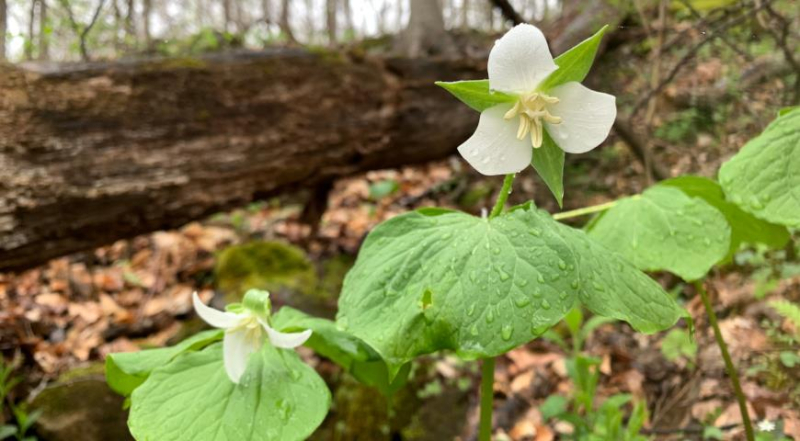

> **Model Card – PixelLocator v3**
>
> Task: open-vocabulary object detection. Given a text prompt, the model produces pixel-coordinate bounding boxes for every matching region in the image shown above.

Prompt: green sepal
[539,25,609,91]
[434,80,516,112]
[105,329,223,397]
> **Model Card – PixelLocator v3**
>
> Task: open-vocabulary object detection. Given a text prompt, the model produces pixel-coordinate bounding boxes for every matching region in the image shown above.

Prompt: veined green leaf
[128,344,330,441]
[105,329,223,397]
[662,176,789,260]
[337,205,683,375]
[538,25,609,91]
[272,307,409,396]
[435,80,516,112]
[586,185,731,281]
[719,108,800,227]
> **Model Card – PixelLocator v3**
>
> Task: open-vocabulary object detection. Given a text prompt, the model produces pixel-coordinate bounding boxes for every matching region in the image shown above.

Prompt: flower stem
[489,174,516,218]
[552,200,617,221]
[478,357,496,441]
[695,280,754,441]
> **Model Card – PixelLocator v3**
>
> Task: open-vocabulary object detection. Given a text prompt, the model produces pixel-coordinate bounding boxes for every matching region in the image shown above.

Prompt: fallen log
[0,49,485,271]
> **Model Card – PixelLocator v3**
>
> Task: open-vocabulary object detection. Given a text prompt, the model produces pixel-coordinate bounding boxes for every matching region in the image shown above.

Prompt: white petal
[223,329,260,384]
[262,320,312,349]
[545,82,617,154]
[488,24,558,94]
[457,104,532,176]
[192,292,241,329]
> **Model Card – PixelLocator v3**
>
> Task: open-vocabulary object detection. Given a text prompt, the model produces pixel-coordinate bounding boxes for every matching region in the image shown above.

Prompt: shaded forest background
[1,0,799,440]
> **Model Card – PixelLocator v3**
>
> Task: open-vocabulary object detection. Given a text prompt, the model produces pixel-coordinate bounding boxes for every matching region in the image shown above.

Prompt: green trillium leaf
[586,185,731,281]
[719,108,800,227]
[538,25,609,91]
[105,329,223,397]
[434,80,516,112]
[661,176,789,260]
[532,130,566,207]
[128,344,330,441]
[272,307,410,396]
[337,205,683,375]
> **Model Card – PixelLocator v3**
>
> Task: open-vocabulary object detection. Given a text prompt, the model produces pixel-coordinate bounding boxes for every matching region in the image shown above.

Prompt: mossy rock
[215,241,317,300]
[32,367,132,441]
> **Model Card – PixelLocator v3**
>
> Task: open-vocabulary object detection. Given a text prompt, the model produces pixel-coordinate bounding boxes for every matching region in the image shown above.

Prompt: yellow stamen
[504,91,562,148]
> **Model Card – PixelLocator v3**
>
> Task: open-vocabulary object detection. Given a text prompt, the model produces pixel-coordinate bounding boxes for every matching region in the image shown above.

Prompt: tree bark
[38,0,49,60]
[0,0,6,61]
[279,0,297,43]
[397,0,454,57]
[326,0,337,45]
[0,50,485,271]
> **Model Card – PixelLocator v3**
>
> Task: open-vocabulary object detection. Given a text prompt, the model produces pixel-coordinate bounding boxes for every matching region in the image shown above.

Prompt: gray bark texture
[0,49,484,270]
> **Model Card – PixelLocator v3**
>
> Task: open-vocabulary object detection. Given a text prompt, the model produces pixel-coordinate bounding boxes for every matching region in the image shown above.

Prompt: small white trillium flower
[459,24,617,175]
[757,419,776,432]
[192,291,312,384]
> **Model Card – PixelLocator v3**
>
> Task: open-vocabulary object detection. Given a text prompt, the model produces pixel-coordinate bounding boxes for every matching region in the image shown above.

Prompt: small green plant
[541,355,649,440]
[0,359,40,441]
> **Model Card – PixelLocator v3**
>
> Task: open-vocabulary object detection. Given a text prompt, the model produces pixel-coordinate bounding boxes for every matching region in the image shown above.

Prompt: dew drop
[499,269,510,281]
[559,291,568,300]
[492,247,501,255]
[570,280,580,290]
[703,238,711,246]
[501,324,513,341]
[486,309,495,323]
[467,303,476,316]
[537,274,545,283]
[592,281,605,292]
[482,157,491,164]
[515,278,528,287]
[514,296,531,307]
[558,260,567,270]
[529,228,541,237]
[541,299,551,310]
[470,324,479,336]
[533,289,543,299]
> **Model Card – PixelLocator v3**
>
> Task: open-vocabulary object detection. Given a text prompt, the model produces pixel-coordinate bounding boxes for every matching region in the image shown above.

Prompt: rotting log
[0,49,485,271]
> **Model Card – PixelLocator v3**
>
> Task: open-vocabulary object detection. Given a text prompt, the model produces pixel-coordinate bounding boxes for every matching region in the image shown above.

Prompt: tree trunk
[142,0,152,49]
[26,0,37,60]
[397,0,454,57]
[461,0,469,30]
[0,50,485,271]
[279,0,297,43]
[326,0,337,45]
[38,0,49,60]
[0,0,6,61]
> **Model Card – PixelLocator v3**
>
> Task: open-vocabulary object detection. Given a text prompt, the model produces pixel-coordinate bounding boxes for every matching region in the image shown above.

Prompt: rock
[32,366,133,441]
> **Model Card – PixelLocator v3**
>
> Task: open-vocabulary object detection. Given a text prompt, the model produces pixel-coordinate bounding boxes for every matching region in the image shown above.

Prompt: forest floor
[2,18,800,441]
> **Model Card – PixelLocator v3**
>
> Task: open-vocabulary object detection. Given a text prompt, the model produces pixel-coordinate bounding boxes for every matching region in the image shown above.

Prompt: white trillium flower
[757,420,776,432]
[192,291,312,384]
[458,24,617,176]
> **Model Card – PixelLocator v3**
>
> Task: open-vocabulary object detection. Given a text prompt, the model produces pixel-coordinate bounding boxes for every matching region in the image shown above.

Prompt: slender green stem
[695,280,754,441]
[478,357,496,441]
[489,174,515,218]
[553,200,618,221]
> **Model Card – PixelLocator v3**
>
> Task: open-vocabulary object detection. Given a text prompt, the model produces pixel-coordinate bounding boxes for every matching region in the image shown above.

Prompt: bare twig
[488,0,523,25]
[630,1,767,118]
[677,0,752,61]
[613,118,670,181]
[58,0,106,61]
[760,2,800,103]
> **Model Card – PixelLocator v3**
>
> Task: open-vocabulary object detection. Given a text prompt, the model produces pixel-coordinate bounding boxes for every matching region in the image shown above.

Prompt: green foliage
[542,355,649,440]
[0,359,40,441]
[719,108,800,228]
[105,329,223,397]
[434,80,516,112]
[660,329,697,364]
[272,307,409,396]
[531,131,566,207]
[337,205,683,376]
[538,25,609,91]
[662,176,789,260]
[769,300,800,339]
[215,241,316,298]
[368,179,400,200]
[128,344,330,441]
[587,185,731,281]
[654,108,713,143]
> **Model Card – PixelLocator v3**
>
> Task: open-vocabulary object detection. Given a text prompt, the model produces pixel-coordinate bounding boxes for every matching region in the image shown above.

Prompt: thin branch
[677,0,752,61]
[488,0,523,25]
[760,2,800,103]
[630,1,767,118]
[57,0,106,61]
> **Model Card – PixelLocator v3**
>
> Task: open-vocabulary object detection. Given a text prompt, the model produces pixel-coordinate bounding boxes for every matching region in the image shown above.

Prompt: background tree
[397,0,454,57]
